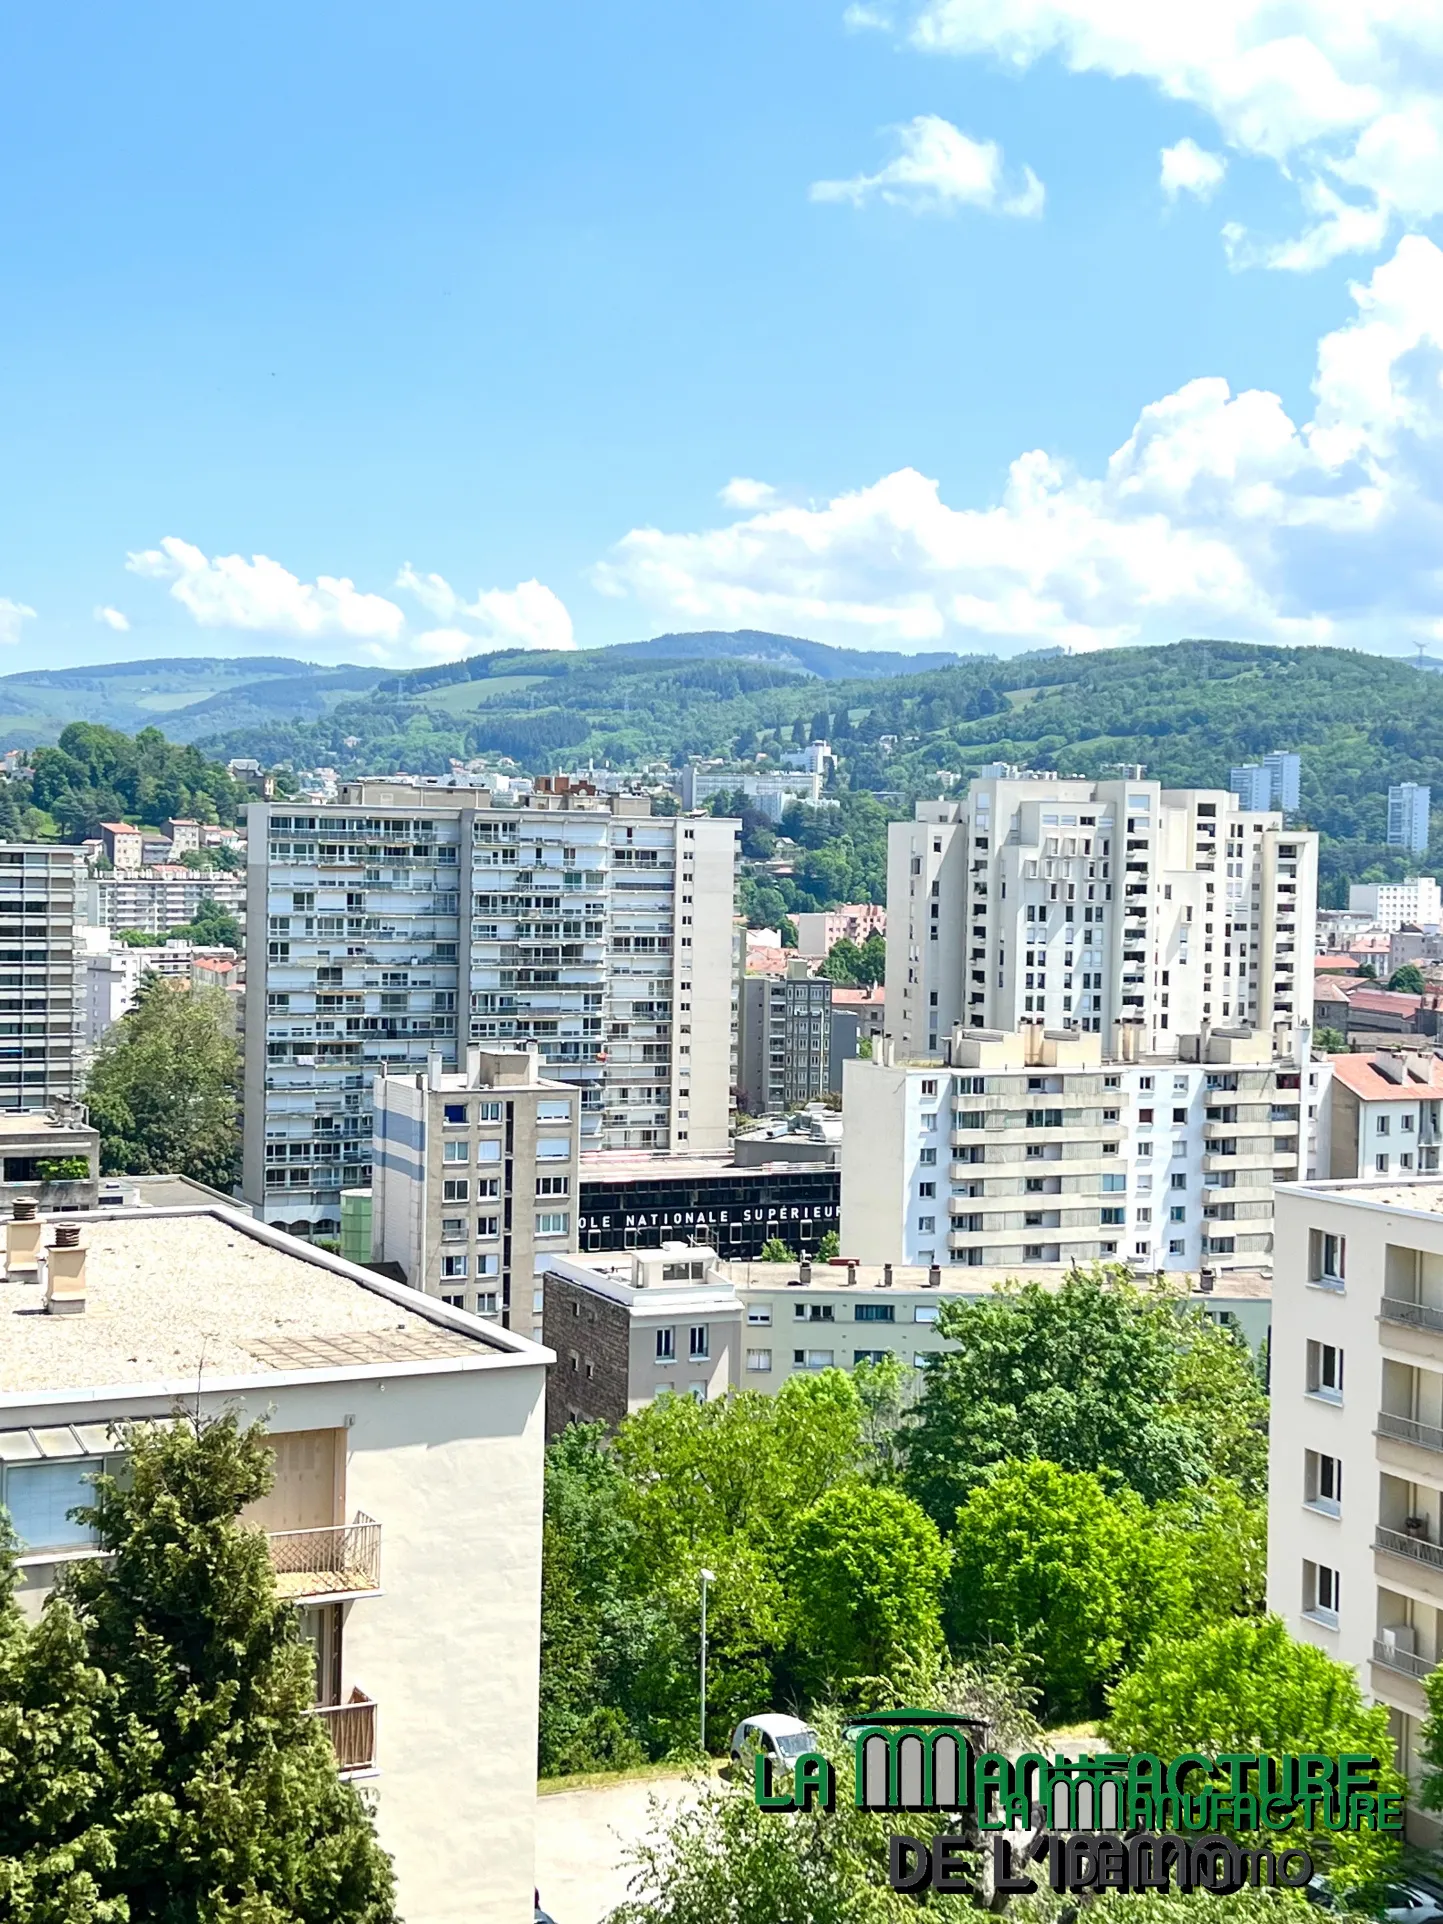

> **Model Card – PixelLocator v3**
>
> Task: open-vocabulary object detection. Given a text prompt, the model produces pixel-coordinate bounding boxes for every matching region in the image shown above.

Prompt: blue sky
[3,0,1443,669]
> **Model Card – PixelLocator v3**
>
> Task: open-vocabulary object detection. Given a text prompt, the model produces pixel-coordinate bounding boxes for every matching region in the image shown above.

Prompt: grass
[539,1759,727,1797]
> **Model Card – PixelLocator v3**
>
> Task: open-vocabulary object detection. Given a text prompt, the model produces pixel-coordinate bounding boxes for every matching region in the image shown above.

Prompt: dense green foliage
[820,932,886,985]
[0,1415,395,1922]
[1388,963,1426,994]
[14,722,246,841]
[84,977,241,1189]
[899,1269,1269,1526]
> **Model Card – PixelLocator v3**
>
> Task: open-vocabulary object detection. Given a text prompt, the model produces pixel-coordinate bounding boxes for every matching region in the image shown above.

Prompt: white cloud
[842,1,893,27]
[901,0,1443,266]
[126,537,405,643]
[93,605,130,632]
[395,566,576,653]
[811,115,1044,217]
[594,237,1443,657]
[1160,138,1226,203]
[0,600,34,647]
[720,478,779,509]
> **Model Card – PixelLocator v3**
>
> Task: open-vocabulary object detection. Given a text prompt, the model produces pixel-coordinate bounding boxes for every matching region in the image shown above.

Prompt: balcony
[266,1514,382,1602]
[1373,1636,1438,1682]
[309,1689,378,1776]
[1378,1411,1443,1454]
[1376,1524,1443,1571]
[1382,1298,1443,1335]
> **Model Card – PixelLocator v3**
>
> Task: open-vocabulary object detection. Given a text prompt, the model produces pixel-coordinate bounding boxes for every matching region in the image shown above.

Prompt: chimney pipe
[846,1261,857,1287]
[882,1262,893,1288]
[45,1223,86,1315]
[1198,1266,1215,1295]
[5,1201,42,1281]
[799,1258,812,1286]
[928,1263,941,1289]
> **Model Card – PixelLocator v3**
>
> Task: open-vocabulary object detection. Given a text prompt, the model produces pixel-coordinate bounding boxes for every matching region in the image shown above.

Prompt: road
[535,1772,710,1924]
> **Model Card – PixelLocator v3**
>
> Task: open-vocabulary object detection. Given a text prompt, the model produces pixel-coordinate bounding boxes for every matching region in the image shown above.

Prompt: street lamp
[699,1567,716,1758]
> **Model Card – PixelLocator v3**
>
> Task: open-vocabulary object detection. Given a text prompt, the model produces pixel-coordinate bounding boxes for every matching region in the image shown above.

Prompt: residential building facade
[886,774,1317,1061]
[1325,1052,1443,1180]
[83,867,246,935]
[370,1045,580,1337]
[1267,1174,1443,1841]
[243,780,735,1242]
[841,1023,1326,1273]
[0,1199,551,1922]
[0,844,82,1111]
[1229,752,1301,814]
[737,961,837,1114]
[1348,878,1442,932]
[793,903,885,959]
[1388,784,1432,857]
[679,764,823,821]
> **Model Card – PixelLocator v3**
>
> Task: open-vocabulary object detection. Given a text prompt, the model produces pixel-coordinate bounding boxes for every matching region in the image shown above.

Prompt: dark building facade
[577,1157,839,1258]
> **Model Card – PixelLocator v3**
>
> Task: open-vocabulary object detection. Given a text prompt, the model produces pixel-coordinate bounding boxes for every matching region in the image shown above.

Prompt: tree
[1150,1478,1267,1621]
[1314,1026,1347,1052]
[946,1460,1190,1720]
[59,1414,396,1921]
[777,916,798,950]
[1109,1615,1403,1899]
[900,1267,1267,1528]
[85,979,241,1189]
[855,931,885,987]
[1389,962,1426,993]
[784,1485,948,1695]
[184,896,243,950]
[820,937,865,985]
[757,1236,795,1263]
[816,1230,840,1261]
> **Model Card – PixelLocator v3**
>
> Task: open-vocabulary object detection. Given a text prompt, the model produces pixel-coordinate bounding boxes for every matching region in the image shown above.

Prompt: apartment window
[917,1215,936,1234]
[475,1292,499,1316]
[918,1182,936,1199]
[538,1137,573,1161]
[1304,1450,1342,1516]
[1170,1172,1187,1190]
[443,1140,469,1163]
[478,1101,503,1122]
[1403,1114,1417,1133]
[476,1253,500,1276]
[855,1303,896,1323]
[1306,1340,1343,1400]
[794,1349,835,1369]
[914,1304,940,1323]
[475,1140,502,1165]
[689,1325,710,1361]
[746,1349,772,1372]
[443,1103,468,1125]
[1172,1108,1187,1123]
[440,1216,467,1242]
[747,1306,772,1326]
[1303,1560,1341,1626]
[1309,1230,1346,1286]
[442,1294,464,1309]
[536,1212,570,1236]
[1101,1172,1126,1192]
[795,1303,834,1322]
[442,1178,469,1203]
[1376,1155,1390,1175]
[476,1215,500,1238]
[919,1148,937,1166]
[1168,1239,1185,1255]
[1026,1109,1063,1128]
[441,1254,468,1279]
[537,1175,570,1197]
[921,1079,938,1096]
[1169,1206,1186,1223]
[655,1327,676,1362]
[1100,1206,1125,1226]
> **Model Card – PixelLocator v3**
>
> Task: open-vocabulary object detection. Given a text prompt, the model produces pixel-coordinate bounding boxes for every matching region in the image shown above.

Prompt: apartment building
[371,1046,580,1337]
[0,843,83,1111]
[1389,784,1432,857]
[841,1023,1327,1273]
[737,961,837,1114]
[679,764,823,821]
[83,866,246,935]
[1264,1173,1443,1841]
[0,1200,550,1922]
[1349,878,1443,933]
[1229,752,1301,814]
[793,903,886,959]
[886,773,1317,1061]
[543,1243,1268,1432]
[242,778,735,1241]
[1325,1052,1443,1180]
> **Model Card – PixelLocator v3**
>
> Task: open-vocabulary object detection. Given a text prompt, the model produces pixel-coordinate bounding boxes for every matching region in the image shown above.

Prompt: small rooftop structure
[1329,1052,1443,1101]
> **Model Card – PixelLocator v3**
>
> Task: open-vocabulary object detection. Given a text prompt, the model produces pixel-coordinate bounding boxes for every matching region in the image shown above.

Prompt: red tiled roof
[1330,1052,1443,1099]
[1345,988,1423,1017]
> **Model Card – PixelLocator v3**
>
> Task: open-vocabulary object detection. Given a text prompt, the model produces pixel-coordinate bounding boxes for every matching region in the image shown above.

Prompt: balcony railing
[1377,1412,1443,1455]
[1381,1298,1443,1335]
[266,1514,381,1601]
[309,1689,378,1775]
[1376,1524,1443,1570]
[1373,1637,1439,1682]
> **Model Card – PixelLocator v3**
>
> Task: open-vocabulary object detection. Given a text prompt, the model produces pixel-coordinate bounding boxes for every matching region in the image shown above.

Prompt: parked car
[730,1713,821,1773]
[1307,1877,1443,1922]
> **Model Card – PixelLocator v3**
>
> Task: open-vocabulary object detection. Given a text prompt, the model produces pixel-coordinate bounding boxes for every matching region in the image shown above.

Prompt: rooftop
[1286,1176,1443,1216]
[725,1260,1271,1300]
[0,1207,542,1399]
[578,1150,837,1184]
[1330,1052,1443,1101]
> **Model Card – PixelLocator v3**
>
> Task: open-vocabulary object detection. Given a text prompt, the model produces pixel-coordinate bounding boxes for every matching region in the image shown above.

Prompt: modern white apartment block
[243,778,735,1241]
[543,1243,1269,1432]
[1326,1053,1443,1180]
[679,763,823,821]
[841,1024,1327,1273]
[1229,752,1301,814]
[793,903,886,959]
[371,1046,580,1337]
[0,844,83,1110]
[886,773,1317,1061]
[1266,1174,1443,1842]
[0,1200,551,1922]
[83,866,246,935]
[737,962,838,1115]
[1389,784,1432,857]
[1348,878,1443,932]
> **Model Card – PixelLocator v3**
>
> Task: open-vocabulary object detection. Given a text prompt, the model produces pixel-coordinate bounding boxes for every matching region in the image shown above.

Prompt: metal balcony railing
[266,1514,381,1601]
[1373,1637,1438,1681]
[1377,1524,1443,1570]
[1381,1298,1443,1334]
[309,1689,378,1775]
[1377,1413,1443,1455]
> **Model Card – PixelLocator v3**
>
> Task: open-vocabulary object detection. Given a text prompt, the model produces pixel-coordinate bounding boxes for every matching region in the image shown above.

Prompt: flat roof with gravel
[0,1209,521,1395]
